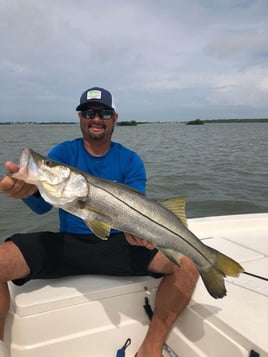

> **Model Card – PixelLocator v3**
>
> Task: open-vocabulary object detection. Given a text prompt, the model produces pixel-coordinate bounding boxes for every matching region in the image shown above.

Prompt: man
[0,87,198,357]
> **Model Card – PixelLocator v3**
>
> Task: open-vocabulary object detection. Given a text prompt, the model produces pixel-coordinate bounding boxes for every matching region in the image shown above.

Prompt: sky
[0,0,268,122]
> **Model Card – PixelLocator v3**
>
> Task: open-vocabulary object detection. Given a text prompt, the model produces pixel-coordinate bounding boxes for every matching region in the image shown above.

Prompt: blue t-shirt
[23,138,146,234]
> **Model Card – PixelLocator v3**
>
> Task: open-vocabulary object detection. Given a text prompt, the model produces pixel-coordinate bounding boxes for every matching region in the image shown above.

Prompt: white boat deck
[4,213,268,357]
[185,214,268,357]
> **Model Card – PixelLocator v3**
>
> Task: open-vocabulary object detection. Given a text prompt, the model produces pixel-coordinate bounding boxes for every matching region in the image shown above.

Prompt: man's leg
[137,253,199,357]
[0,241,30,340]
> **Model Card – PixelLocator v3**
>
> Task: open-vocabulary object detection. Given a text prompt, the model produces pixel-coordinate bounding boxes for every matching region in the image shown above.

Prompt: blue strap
[116,338,131,357]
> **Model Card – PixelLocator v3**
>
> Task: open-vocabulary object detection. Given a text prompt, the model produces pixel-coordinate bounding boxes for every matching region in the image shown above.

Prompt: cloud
[205,30,268,61]
[0,0,268,122]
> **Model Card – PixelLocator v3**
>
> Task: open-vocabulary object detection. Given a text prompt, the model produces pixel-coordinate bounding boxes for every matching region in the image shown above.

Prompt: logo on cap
[87,90,102,100]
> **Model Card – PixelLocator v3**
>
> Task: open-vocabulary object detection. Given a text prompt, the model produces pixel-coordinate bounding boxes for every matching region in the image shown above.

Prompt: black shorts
[6,231,163,286]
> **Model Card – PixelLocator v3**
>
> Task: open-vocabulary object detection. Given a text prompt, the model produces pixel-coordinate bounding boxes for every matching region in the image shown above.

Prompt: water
[0,122,267,241]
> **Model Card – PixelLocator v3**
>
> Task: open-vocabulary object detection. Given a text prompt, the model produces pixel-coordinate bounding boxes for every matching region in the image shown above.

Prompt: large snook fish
[11,148,244,299]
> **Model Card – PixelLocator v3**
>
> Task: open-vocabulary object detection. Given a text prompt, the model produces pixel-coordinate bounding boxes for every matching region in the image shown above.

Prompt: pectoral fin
[159,197,188,227]
[81,205,113,240]
[85,219,111,240]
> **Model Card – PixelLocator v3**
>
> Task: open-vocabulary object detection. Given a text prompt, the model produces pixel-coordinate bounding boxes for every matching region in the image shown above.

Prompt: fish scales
[86,176,216,266]
[11,148,244,299]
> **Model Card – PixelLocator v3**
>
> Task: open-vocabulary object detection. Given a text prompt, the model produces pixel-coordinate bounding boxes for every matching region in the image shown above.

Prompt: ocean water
[0,122,267,241]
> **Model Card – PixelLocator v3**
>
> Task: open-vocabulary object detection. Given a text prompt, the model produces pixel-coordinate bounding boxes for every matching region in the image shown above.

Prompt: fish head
[12,148,88,206]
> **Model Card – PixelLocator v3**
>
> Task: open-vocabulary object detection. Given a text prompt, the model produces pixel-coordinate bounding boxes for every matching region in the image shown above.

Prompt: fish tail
[199,249,244,299]
[214,250,244,277]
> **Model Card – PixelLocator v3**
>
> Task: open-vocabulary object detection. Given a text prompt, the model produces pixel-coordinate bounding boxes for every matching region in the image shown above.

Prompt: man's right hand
[0,161,37,199]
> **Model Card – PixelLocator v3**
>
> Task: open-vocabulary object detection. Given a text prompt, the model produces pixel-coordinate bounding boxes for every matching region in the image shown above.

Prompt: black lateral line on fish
[92,183,222,271]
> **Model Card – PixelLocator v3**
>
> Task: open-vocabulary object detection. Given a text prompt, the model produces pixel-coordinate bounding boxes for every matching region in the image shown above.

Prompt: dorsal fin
[158,197,188,227]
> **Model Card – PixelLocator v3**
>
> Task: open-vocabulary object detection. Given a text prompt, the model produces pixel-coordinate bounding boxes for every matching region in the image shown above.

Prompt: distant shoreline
[0,118,268,125]
[0,121,78,125]
[202,118,268,123]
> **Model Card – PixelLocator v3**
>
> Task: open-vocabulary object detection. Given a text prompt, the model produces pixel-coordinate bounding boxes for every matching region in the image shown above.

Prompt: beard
[88,131,105,140]
[82,121,115,141]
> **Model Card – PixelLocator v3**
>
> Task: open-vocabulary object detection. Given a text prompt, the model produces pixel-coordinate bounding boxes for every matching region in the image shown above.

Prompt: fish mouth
[20,148,37,172]
[19,148,31,168]
[13,148,40,182]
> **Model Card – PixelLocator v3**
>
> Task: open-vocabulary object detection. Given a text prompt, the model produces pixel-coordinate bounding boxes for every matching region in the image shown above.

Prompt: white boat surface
[3,213,268,357]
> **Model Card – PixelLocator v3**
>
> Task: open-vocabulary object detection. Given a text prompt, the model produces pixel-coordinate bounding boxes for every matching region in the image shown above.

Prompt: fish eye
[44,159,53,167]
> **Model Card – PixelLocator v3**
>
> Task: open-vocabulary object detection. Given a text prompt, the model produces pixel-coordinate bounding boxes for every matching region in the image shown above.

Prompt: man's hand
[0,161,37,199]
[124,233,155,250]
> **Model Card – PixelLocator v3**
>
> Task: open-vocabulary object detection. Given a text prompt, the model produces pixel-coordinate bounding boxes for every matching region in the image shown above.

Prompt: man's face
[79,103,118,142]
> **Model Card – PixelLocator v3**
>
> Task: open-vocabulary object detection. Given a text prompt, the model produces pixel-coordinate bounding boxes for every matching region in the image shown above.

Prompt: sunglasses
[81,108,115,120]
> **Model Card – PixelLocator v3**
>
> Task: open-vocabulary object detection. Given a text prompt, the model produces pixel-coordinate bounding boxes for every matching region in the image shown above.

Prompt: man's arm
[121,152,154,248]
[122,152,146,193]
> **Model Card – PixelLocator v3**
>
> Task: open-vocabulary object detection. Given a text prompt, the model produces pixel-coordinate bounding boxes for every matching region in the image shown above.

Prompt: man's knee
[0,241,30,282]
[148,250,175,275]
[178,256,199,285]
[148,251,199,283]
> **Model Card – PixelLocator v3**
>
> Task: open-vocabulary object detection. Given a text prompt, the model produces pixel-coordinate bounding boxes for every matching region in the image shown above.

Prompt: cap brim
[76,101,113,111]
